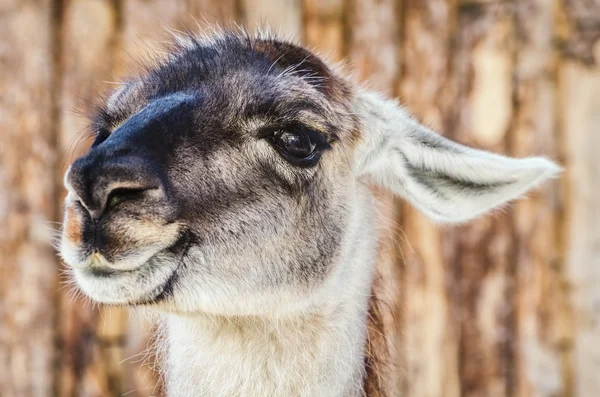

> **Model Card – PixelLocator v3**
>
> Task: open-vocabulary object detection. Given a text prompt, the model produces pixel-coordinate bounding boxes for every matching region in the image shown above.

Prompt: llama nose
[65,151,163,218]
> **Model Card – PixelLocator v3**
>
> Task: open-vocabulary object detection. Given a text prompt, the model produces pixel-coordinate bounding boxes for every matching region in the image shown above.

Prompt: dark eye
[271,130,316,158]
[265,125,331,167]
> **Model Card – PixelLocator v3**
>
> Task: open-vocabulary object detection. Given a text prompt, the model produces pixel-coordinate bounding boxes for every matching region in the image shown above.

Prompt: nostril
[66,151,164,216]
[105,186,156,212]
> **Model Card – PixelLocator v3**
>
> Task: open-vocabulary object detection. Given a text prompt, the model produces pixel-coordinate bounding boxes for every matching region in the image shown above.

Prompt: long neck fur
[161,188,382,397]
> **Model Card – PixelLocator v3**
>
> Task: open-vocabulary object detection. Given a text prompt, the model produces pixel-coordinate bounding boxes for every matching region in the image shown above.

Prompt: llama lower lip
[83,257,149,278]
[72,236,189,305]
[86,266,121,278]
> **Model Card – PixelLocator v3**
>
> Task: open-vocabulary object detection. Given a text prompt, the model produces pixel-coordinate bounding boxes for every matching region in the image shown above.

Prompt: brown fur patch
[363,266,400,397]
[253,38,352,101]
[65,204,82,244]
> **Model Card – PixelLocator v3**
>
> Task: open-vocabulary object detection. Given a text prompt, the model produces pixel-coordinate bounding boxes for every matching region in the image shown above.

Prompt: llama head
[60,32,559,313]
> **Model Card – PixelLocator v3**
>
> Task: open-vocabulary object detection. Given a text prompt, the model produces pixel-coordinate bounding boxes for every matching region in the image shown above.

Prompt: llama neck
[164,296,371,397]
[162,189,378,397]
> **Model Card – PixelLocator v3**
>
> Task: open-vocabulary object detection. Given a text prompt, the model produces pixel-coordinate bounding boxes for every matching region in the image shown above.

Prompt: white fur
[354,91,561,223]
[159,183,378,397]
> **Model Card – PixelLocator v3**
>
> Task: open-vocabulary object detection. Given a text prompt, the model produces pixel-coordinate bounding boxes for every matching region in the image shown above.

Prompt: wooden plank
[0,1,57,396]
[555,0,600,66]
[512,2,567,397]
[186,0,238,26]
[560,59,600,397]
[55,1,122,396]
[117,0,188,77]
[558,2,600,396]
[304,0,345,60]
[240,0,302,38]
[450,4,517,397]
[346,0,399,95]
[398,1,461,396]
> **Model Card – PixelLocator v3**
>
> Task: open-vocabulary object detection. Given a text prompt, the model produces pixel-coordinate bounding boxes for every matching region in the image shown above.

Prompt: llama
[60,30,559,397]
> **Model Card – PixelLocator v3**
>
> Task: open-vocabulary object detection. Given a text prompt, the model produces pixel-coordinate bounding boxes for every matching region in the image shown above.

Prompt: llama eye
[271,130,316,159]
[262,125,331,167]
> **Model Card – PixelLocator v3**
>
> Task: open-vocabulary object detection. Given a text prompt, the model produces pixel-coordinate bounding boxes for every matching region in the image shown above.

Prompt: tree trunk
[0,1,57,396]
[399,1,461,396]
[512,2,565,397]
[558,2,600,397]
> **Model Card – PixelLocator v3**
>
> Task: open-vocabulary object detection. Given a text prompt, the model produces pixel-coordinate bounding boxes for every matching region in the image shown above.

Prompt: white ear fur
[354,91,561,223]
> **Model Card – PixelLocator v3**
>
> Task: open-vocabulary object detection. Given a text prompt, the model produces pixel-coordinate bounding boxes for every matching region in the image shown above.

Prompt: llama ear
[353,91,561,223]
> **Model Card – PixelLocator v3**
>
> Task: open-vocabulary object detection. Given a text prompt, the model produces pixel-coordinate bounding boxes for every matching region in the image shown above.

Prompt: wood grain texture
[0,1,57,396]
[399,1,461,396]
[560,43,600,397]
[451,4,517,397]
[512,2,565,397]
[304,0,345,60]
[241,0,302,37]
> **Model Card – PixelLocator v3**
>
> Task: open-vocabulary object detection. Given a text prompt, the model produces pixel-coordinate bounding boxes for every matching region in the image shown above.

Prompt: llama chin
[60,29,559,397]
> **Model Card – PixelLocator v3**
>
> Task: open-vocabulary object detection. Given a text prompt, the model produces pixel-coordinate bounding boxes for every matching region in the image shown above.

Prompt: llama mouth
[138,232,192,304]
[120,233,192,305]
[72,234,191,305]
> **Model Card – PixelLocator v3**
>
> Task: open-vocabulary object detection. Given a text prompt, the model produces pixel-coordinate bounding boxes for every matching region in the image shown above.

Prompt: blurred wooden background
[1,0,599,396]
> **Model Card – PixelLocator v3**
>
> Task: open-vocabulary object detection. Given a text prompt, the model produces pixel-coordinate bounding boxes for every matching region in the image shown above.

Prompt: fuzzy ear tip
[528,157,563,181]
[429,157,561,224]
